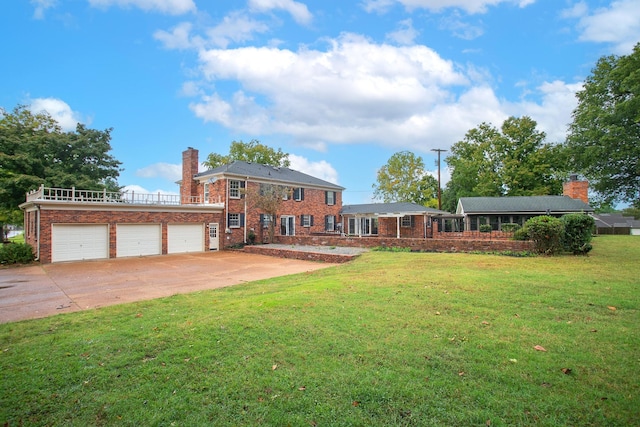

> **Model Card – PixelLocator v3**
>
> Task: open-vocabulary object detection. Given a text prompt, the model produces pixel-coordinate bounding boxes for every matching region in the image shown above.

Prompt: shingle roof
[341,202,450,216]
[458,196,593,214]
[593,213,640,228]
[195,160,344,190]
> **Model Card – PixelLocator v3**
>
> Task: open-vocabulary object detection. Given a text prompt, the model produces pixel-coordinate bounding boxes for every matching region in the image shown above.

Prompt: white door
[280,216,295,236]
[51,224,109,263]
[116,224,161,258]
[167,224,204,254]
[208,223,219,251]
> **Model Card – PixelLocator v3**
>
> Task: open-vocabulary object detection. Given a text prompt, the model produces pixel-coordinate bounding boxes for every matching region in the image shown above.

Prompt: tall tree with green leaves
[565,43,640,207]
[442,116,565,212]
[203,140,290,169]
[373,151,439,208]
[0,105,122,211]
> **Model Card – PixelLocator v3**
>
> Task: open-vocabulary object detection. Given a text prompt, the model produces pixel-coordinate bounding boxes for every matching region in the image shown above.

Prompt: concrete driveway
[0,251,336,324]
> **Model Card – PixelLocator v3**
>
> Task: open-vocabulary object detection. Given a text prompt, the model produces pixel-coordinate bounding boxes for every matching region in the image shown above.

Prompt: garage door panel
[168,224,203,254]
[52,224,109,263]
[117,224,161,258]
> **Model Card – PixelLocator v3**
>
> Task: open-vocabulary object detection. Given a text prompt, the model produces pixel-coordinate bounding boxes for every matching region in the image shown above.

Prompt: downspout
[35,205,41,261]
[396,217,400,239]
[244,177,248,244]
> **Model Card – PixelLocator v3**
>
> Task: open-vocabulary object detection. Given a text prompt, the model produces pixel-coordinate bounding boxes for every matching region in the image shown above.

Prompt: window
[325,191,336,205]
[301,214,313,227]
[229,180,243,199]
[293,187,304,201]
[325,215,336,231]
[228,213,244,228]
[204,184,210,203]
[260,214,272,229]
[401,215,414,227]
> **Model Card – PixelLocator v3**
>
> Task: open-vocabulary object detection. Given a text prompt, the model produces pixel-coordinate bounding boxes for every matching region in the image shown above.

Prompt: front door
[209,223,219,251]
[280,216,295,236]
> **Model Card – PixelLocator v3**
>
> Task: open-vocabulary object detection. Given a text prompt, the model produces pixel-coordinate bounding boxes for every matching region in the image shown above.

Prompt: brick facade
[563,176,589,204]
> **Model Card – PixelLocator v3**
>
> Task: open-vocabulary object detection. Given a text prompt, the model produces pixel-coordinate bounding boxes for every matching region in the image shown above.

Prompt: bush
[513,227,530,241]
[0,242,35,265]
[500,223,521,233]
[479,224,492,233]
[561,213,595,255]
[525,216,564,255]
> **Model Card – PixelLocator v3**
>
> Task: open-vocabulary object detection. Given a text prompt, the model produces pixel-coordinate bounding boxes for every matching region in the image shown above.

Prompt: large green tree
[0,105,122,212]
[373,151,439,208]
[565,43,640,207]
[442,116,565,212]
[203,140,290,169]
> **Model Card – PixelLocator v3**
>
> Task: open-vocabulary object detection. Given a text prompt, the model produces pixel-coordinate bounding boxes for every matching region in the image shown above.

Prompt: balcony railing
[25,185,222,206]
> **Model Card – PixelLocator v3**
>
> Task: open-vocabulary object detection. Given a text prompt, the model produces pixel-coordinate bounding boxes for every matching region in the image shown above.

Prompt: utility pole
[431,148,446,210]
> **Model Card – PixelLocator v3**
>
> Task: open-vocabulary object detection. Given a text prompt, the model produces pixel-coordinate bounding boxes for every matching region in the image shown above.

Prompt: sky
[2,0,639,205]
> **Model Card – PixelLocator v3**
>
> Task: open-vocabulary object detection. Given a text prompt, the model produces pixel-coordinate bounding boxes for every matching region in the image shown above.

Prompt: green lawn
[1,236,638,426]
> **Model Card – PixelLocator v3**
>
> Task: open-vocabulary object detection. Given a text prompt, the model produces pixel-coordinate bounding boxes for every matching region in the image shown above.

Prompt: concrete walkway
[0,251,337,324]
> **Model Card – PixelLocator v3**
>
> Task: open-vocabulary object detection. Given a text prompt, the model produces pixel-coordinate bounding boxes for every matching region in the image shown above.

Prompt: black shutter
[240,213,245,227]
[310,215,314,226]
[300,188,305,201]
[300,215,304,226]
[259,214,264,224]
[325,191,328,204]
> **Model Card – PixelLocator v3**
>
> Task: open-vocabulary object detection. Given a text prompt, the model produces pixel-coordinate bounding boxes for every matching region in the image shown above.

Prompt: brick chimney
[563,174,589,204]
[181,147,199,203]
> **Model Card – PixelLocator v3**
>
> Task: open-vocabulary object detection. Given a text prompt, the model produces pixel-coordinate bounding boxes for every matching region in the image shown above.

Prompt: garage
[116,224,162,258]
[51,224,109,263]
[167,224,204,254]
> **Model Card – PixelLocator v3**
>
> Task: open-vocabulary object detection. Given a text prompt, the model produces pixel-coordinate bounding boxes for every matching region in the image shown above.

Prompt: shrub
[0,243,35,265]
[561,213,595,255]
[500,223,521,233]
[513,227,530,241]
[479,224,493,233]
[525,216,564,255]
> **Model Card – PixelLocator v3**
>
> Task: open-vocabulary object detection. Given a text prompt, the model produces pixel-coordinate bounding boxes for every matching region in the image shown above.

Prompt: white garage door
[51,224,109,263]
[116,224,162,258]
[167,224,204,254]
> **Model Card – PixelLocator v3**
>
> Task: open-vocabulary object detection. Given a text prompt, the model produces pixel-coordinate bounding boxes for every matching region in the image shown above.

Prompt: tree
[0,105,122,213]
[245,183,291,243]
[372,151,439,208]
[565,43,640,207]
[442,116,565,212]
[203,140,290,169]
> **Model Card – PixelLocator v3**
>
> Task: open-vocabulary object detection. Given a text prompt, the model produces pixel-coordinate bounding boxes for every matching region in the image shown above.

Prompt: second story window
[326,191,336,205]
[229,180,241,199]
[293,187,304,201]
[204,184,210,203]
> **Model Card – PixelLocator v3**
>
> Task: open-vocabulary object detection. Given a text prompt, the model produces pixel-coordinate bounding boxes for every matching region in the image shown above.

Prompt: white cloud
[154,22,201,50]
[248,0,313,25]
[362,0,534,14]
[88,0,196,15]
[135,162,182,181]
[386,19,419,45]
[289,154,340,185]
[30,0,57,19]
[205,11,270,48]
[568,0,640,54]
[29,97,85,131]
[439,12,484,39]
[121,184,179,195]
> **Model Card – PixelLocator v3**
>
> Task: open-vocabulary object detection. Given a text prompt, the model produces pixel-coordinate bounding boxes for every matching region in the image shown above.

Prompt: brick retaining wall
[243,246,358,263]
[272,235,534,253]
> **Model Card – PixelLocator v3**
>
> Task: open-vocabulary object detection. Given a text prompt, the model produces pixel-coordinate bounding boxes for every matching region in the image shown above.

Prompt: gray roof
[458,195,593,214]
[593,213,640,228]
[341,202,450,216]
[195,160,344,190]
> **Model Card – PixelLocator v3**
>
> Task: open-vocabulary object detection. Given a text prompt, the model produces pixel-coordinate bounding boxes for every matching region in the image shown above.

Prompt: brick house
[180,147,345,247]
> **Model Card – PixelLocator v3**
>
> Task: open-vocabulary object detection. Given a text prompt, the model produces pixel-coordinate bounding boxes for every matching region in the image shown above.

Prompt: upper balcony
[25,185,222,206]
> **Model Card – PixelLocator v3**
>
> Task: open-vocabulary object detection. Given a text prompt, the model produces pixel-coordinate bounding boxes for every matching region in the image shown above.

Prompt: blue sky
[2,0,639,205]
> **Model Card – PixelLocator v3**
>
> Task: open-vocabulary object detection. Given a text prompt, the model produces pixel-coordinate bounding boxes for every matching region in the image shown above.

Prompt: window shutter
[240,213,245,226]
[325,215,329,229]
[310,215,314,226]
[300,188,305,200]
[325,191,328,204]
[300,215,304,226]
[411,216,415,227]
[259,214,264,224]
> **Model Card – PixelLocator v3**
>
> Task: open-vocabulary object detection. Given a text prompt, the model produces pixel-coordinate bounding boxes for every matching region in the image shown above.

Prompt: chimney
[181,147,199,203]
[563,174,589,204]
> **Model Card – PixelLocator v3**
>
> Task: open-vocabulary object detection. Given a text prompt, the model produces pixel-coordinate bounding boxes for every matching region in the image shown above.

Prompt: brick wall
[563,178,589,204]
[31,208,222,263]
[273,234,534,253]
[181,147,200,202]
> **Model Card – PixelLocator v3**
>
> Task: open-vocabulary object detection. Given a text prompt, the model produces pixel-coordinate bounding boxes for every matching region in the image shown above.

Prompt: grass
[1,236,639,426]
